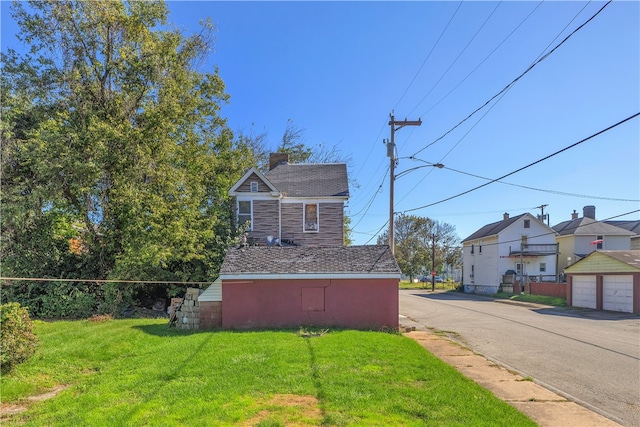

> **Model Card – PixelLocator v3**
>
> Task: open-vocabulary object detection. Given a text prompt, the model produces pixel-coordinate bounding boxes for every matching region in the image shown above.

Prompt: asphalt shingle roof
[552,217,634,236]
[264,163,349,198]
[462,213,527,242]
[220,245,400,276]
[600,250,640,269]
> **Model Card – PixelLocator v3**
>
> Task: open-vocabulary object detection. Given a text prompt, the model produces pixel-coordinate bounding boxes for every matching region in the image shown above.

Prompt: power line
[466,209,640,248]
[407,1,502,117]
[401,112,640,214]
[393,1,463,111]
[441,165,640,202]
[0,277,212,285]
[412,0,612,158]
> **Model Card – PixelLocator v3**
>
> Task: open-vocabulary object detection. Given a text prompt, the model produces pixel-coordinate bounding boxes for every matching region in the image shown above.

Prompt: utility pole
[536,204,549,226]
[386,113,422,255]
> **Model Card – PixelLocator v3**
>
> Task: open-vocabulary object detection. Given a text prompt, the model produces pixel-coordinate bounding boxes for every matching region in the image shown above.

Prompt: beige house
[553,206,634,273]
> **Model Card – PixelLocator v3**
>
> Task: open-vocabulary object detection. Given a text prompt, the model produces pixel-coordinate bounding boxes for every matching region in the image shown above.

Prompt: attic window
[524,219,530,228]
[304,203,319,232]
[250,182,258,192]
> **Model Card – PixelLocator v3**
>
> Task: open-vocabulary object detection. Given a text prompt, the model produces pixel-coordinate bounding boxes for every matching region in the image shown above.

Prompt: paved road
[399,290,640,427]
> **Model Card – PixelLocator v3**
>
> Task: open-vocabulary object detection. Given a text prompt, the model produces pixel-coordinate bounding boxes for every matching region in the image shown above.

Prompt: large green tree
[1,0,251,287]
[378,214,461,281]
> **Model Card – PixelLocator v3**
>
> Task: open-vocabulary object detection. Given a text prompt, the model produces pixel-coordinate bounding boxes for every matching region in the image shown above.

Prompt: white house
[462,212,558,294]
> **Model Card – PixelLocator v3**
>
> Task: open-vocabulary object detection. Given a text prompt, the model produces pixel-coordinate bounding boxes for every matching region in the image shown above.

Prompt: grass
[399,280,459,291]
[1,319,536,426]
[493,292,567,307]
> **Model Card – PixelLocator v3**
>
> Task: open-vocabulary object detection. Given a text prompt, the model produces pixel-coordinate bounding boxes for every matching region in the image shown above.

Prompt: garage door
[572,275,596,309]
[603,275,633,313]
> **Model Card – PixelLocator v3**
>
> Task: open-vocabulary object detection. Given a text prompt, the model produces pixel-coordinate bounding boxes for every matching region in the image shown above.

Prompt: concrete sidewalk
[403,329,621,426]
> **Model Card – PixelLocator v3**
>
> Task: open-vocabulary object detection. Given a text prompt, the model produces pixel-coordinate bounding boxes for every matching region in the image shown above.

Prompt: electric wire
[441,165,640,202]
[393,1,463,111]
[412,0,612,158]
[412,0,545,118]
[407,1,502,117]
[401,112,640,214]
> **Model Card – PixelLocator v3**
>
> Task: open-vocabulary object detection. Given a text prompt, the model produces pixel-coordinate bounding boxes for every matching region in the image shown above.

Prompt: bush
[0,302,39,374]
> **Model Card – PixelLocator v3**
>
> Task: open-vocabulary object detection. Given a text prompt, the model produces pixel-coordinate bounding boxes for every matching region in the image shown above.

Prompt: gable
[565,250,640,274]
[463,213,555,243]
[229,167,279,196]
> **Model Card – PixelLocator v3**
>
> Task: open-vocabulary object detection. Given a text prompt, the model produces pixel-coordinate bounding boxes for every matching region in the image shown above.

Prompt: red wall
[221,278,399,330]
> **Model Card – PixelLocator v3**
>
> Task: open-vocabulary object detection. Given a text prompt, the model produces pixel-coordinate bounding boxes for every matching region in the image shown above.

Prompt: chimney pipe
[503,212,509,221]
[571,210,578,220]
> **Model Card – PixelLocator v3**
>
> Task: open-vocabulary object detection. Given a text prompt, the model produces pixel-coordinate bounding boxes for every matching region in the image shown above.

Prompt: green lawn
[494,292,567,307]
[1,319,535,426]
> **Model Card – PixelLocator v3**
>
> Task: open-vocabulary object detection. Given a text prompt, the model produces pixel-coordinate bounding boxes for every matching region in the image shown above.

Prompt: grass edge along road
[1,318,535,426]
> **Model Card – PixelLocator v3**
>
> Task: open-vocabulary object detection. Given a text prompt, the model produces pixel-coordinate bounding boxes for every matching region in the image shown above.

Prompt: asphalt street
[399,290,640,427]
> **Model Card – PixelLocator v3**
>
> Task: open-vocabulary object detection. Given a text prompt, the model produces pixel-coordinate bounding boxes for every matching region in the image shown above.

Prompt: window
[304,203,318,232]
[596,235,603,250]
[524,219,530,228]
[250,182,258,192]
[479,240,482,254]
[470,244,474,254]
[539,262,546,272]
[516,263,522,275]
[237,200,252,230]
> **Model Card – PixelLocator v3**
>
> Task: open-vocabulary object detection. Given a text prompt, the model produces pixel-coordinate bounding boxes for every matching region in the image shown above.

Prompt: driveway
[399,290,640,427]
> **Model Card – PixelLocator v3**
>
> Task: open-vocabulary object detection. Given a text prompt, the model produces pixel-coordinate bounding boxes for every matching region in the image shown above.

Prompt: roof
[264,163,349,198]
[553,217,635,237]
[462,213,527,242]
[219,245,400,279]
[604,220,640,236]
[565,250,640,273]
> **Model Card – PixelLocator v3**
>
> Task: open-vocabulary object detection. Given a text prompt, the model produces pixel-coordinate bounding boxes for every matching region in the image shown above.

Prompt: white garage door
[603,275,633,313]
[572,275,597,309]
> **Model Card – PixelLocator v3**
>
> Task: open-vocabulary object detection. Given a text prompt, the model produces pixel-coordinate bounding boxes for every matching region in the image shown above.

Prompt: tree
[1,0,252,289]
[378,214,461,281]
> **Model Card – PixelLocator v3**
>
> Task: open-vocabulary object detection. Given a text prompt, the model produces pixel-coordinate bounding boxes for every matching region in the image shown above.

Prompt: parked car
[420,275,443,283]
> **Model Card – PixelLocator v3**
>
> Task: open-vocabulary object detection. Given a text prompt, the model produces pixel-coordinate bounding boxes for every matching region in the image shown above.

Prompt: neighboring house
[462,212,559,294]
[565,250,640,314]
[604,220,640,250]
[228,153,349,247]
[197,153,401,330]
[553,206,634,273]
[218,245,400,329]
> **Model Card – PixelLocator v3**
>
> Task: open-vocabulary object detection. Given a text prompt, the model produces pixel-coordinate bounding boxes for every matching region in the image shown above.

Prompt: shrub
[0,302,39,374]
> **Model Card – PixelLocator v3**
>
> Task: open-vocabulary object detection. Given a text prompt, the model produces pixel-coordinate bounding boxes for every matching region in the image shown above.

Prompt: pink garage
[218,245,401,330]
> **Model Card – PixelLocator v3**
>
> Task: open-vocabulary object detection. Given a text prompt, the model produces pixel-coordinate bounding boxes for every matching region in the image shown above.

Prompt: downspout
[278,193,283,245]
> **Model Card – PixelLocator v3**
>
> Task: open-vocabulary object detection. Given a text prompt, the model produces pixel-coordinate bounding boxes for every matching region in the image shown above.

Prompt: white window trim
[237,199,253,231]
[250,181,259,192]
[303,202,319,233]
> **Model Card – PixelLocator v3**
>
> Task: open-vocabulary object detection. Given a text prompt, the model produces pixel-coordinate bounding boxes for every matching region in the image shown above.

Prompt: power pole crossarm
[387,113,422,256]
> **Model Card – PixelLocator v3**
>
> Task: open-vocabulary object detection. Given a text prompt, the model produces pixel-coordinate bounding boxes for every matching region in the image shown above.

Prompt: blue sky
[2,1,639,245]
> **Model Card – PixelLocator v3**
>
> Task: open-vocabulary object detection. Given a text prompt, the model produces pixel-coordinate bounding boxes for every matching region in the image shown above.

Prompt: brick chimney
[269,153,289,170]
[503,212,509,221]
[583,205,596,219]
[571,210,578,220]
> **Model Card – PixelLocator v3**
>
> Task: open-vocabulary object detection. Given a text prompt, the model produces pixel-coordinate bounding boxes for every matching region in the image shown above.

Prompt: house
[553,206,634,273]
[218,245,400,329]
[227,153,349,247]
[462,212,559,294]
[197,153,401,330]
[565,250,640,314]
[603,220,640,250]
